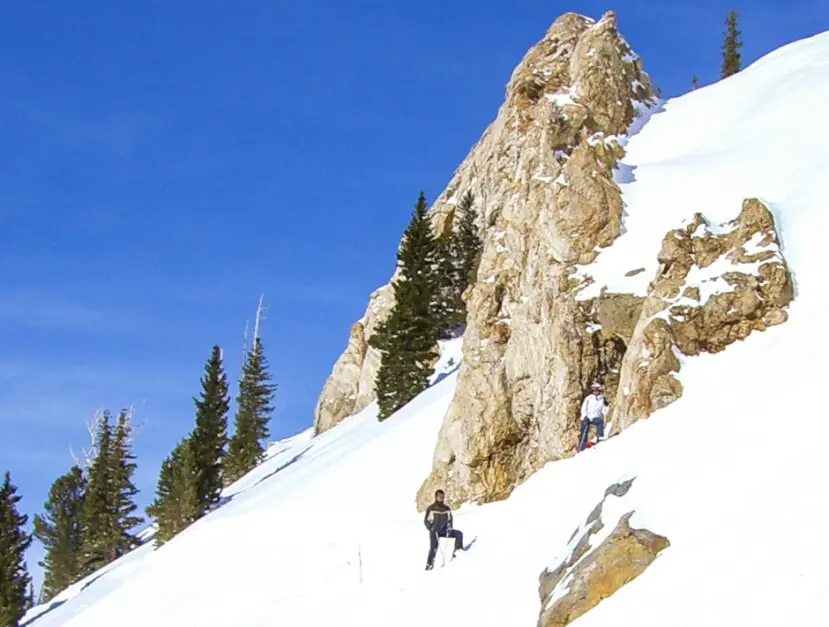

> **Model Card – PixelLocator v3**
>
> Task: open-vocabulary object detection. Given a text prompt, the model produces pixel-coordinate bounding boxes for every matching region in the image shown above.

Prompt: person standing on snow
[577,382,609,451]
[424,489,464,570]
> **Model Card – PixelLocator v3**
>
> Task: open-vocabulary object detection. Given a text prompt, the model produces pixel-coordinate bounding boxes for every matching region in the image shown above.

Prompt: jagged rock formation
[313,285,392,434]
[315,9,794,511]
[314,11,654,437]
[537,478,669,626]
[609,198,793,431]
[415,11,656,508]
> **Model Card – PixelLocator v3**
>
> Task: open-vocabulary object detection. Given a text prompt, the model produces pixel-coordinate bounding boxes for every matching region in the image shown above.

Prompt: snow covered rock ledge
[611,198,793,431]
[537,478,669,627]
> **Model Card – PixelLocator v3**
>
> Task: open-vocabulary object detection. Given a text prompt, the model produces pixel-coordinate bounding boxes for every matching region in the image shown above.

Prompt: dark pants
[427,527,463,566]
[578,417,604,450]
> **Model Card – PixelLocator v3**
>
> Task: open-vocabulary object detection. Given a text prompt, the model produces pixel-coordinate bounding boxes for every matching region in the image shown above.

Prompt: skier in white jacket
[577,382,609,451]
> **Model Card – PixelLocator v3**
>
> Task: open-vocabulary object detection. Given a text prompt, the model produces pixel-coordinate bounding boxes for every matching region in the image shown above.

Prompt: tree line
[0,326,275,624]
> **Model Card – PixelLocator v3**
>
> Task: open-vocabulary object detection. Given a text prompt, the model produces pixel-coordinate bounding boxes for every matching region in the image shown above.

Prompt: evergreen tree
[369,192,441,420]
[110,409,143,558]
[190,346,230,514]
[721,10,742,78]
[146,439,198,547]
[433,191,483,336]
[33,466,86,602]
[225,339,277,484]
[0,472,32,627]
[692,75,699,90]
[77,412,115,576]
[453,192,483,307]
[77,410,143,576]
[433,226,464,337]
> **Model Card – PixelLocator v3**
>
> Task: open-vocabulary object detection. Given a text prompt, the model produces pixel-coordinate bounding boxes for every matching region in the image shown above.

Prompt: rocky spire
[312,11,655,437]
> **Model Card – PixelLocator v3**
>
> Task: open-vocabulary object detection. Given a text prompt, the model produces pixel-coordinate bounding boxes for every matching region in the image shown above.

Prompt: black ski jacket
[424,501,453,532]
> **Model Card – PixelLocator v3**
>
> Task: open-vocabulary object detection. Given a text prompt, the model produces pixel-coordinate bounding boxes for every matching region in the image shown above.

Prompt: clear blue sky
[2,0,825,590]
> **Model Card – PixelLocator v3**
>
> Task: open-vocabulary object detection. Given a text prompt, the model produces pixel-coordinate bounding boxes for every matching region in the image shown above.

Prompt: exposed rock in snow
[537,478,669,626]
[611,198,793,431]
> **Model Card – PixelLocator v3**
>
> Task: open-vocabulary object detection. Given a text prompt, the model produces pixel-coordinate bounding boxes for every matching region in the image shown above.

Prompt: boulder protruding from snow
[538,478,669,626]
[611,198,793,431]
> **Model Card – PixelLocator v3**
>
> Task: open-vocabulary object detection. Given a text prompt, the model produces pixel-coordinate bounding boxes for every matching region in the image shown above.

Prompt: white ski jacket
[581,394,609,421]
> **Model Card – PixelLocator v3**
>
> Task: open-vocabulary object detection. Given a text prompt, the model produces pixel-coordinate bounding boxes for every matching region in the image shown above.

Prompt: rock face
[314,10,794,510]
[610,198,793,431]
[314,11,654,438]
[313,284,393,434]
[415,11,655,508]
[537,478,669,626]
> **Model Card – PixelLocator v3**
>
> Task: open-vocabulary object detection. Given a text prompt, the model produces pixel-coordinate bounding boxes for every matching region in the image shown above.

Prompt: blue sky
[2,0,826,590]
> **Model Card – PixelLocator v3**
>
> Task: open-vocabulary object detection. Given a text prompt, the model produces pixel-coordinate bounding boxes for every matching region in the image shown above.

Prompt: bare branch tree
[253,293,267,345]
[68,404,144,469]
[241,319,250,368]
[120,402,144,445]
[69,409,105,470]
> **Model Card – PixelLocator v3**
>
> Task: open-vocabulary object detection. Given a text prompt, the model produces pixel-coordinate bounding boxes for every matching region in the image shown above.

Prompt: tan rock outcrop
[537,478,669,626]
[313,284,393,434]
[416,11,655,508]
[611,198,793,431]
[315,11,655,439]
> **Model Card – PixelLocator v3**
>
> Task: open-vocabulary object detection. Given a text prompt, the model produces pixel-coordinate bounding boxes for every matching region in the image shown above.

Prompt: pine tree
[433,226,463,337]
[692,75,699,90]
[190,346,230,515]
[110,409,143,558]
[76,410,143,576]
[225,339,277,485]
[33,466,86,602]
[77,412,115,576]
[0,472,33,627]
[453,192,483,311]
[433,191,483,336]
[721,10,742,78]
[146,439,198,546]
[369,192,441,420]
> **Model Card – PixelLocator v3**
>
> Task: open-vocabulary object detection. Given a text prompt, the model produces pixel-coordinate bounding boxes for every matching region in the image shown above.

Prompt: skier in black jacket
[423,489,464,570]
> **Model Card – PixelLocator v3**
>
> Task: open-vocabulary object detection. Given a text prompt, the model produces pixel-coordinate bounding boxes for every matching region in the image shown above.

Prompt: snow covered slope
[24,30,829,627]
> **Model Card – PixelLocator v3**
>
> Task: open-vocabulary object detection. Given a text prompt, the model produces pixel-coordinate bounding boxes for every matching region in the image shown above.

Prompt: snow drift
[24,27,829,627]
